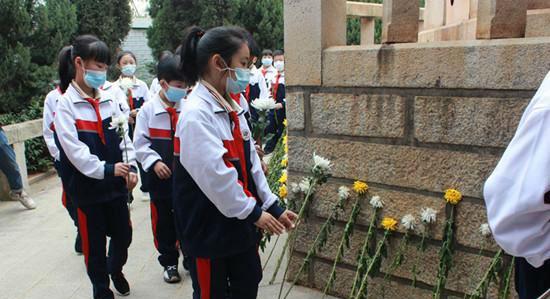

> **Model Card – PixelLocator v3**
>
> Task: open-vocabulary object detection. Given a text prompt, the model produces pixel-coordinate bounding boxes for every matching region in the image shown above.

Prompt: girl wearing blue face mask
[133,52,191,284]
[174,26,298,299]
[56,35,137,299]
[115,50,151,202]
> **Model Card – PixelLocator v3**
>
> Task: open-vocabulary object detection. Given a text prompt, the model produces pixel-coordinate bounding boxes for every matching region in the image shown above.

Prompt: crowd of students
[38,26,295,299]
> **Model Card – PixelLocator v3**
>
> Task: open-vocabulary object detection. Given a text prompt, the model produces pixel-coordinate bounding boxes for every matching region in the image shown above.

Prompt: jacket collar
[152,93,181,115]
[67,82,112,104]
[194,81,244,115]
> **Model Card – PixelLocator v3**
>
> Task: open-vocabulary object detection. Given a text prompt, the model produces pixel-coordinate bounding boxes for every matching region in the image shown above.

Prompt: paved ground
[0,175,338,299]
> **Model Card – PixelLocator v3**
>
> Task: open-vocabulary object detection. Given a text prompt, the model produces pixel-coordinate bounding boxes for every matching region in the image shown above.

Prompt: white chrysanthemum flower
[120,77,134,91]
[251,97,277,111]
[338,186,350,201]
[369,195,383,209]
[420,207,437,224]
[298,178,311,193]
[290,183,300,194]
[401,214,417,231]
[479,223,491,237]
[109,114,129,134]
[312,152,331,173]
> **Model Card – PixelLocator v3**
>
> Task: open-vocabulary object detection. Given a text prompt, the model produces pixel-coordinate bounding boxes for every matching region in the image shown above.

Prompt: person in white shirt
[174,25,297,299]
[42,76,81,254]
[484,71,550,299]
[56,35,137,299]
[259,49,277,89]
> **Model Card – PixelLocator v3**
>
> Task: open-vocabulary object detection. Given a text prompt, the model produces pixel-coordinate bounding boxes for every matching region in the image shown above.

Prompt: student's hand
[154,161,172,179]
[128,116,135,125]
[278,210,298,230]
[275,103,283,110]
[130,109,138,118]
[255,145,265,159]
[255,211,285,235]
[114,163,130,177]
[126,172,138,191]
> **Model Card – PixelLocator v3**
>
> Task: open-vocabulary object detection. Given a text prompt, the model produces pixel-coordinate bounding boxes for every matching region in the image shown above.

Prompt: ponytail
[57,35,111,93]
[58,46,74,93]
[179,26,205,86]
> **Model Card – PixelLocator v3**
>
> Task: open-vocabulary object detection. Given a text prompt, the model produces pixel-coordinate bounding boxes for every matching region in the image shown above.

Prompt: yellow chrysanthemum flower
[353,181,369,195]
[283,119,288,127]
[279,172,287,184]
[281,157,288,167]
[279,184,288,198]
[444,188,462,205]
[381,217,398,231]
[285,143,289,154]
[282,135,288,146]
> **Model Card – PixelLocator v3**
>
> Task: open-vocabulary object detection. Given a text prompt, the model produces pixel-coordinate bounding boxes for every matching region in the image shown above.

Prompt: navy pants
[515,257,550,299]
[62,188,79,235]
[77,198,132,299]
[188,246,262,299]
[150,195,179,267]
[264,109,285,154]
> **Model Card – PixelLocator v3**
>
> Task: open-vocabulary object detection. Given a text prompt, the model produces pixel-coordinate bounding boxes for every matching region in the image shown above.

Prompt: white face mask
[274,61,284,72]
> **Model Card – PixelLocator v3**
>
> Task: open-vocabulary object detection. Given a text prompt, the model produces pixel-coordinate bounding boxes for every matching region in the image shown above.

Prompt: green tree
[231,0,284,51]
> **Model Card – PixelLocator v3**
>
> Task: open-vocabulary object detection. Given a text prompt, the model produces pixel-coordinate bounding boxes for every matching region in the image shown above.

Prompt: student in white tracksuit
[173,26,297,299]
[55,35,138,299]
[42,80,81,254]
[484,71,550,299]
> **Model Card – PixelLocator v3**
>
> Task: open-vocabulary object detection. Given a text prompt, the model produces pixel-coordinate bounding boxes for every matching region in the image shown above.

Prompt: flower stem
[382,232,410,298]
[322,195,362,297]
[349,208,379,298]
[269,178,317,285]
[355,230,391,299]
[262,235,281,271]
[499,256,514,299]
[433,205,456,299]
[467,249,503,299]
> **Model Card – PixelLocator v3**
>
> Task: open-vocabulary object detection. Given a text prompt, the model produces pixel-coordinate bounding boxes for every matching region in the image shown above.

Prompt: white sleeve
[42,94,60,161]
[117,89,131,117]
[133,106,161,171]
[259,75,270,100]
[177,108,261,221]
[54,97,107,179]
[483,107,550,267]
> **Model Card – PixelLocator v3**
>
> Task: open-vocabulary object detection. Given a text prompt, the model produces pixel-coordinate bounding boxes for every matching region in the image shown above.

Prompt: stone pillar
[424,0,446,30]
[382,0,420,43]
[284,0,347,86]
[528,0,550,9]
[477,0,528,39]
[360,18,376,45]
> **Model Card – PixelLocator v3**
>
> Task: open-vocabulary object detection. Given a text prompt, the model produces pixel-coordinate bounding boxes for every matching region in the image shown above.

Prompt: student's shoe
[74,234,82,255]
[163,265,181,283]
[9,190,36,210]
[111,273,130,296]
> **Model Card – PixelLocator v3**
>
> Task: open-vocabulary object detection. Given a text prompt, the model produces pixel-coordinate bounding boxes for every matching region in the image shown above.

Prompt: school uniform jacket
[115,77,150,112]
[173,81,285,258]
[134,93,180,199]
[244,68,270,103]
[43,87,63,161]
[260,66,277,90]
[484,71,550,268]
[54,83,137,206]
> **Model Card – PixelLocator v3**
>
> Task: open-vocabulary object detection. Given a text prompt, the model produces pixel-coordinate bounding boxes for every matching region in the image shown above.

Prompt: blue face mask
[84,69,107,89]
[164,85,188,103]
[223,61,251,94]
[261,58,273,67]
[121,64,136,76]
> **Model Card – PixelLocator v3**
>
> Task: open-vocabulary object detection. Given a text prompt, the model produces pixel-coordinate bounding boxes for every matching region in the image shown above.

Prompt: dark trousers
[62,188,80,238]
[515,257,550,299]
[188,246,262,299]
[150,195,179,267]
[138,162,149,193]
[77,198,133,299]
[264,109,285,153]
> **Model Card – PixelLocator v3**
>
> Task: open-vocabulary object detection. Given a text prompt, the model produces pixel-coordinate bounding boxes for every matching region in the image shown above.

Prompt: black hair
[261,49,273,57]
[179,25,248,86]
[157,52,186,83]
[273,49,284,57]
[158,50,172,61]
[116,50,137,65]
[58,35,111,93]
[241,29,260,59]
